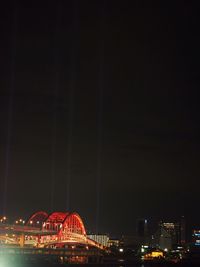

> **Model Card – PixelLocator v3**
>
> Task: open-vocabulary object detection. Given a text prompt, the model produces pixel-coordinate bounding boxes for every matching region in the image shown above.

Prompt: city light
[0,211,101,250]
[0,212,197,264]
[0,216,7,223]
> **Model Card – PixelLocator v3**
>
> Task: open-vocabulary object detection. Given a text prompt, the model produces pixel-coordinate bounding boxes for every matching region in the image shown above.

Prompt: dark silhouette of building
[137,219,148,237]
[180,216,186,245]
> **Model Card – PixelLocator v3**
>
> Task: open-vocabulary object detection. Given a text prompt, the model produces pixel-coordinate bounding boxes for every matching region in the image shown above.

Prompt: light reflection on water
[0,255,195,267]
[0,263,191,267]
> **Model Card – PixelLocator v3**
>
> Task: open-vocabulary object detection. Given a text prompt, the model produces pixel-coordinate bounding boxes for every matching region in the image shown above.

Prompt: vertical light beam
[96,0,106,234]
[3,6,17,215]
[66,0,79,211]
[50,2,62,212]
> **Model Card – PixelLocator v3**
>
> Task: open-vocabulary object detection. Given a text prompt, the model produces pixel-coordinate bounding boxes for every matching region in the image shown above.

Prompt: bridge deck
[0,223,56,236]
[0,247,103,257]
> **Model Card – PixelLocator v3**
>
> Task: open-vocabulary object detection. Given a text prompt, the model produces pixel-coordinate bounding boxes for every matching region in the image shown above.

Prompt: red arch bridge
[0,211,104,250]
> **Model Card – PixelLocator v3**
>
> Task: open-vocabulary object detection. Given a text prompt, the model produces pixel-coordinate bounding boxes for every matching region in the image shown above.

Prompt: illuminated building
[108,238,120,247]
[143,250,164,260]
[160,222,181,247]
[193,230,200,246]
[152,220,183,250]
[87,234,109,247]
[140,245,164,260]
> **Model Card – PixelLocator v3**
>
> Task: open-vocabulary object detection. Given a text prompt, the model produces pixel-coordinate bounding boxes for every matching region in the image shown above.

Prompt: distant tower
[180,216,186,245]
[136,218,148,245]
[137,219,148,237]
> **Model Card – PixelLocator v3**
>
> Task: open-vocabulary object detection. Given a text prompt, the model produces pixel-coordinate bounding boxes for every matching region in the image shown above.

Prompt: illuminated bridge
[0,211,104,250]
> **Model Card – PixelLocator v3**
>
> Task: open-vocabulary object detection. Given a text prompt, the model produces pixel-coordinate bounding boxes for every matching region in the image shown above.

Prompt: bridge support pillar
[37,235,41,247]
[19,234,25,247]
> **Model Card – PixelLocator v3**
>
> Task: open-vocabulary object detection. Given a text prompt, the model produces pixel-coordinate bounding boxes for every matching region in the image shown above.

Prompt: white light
[141,248,145,253]
[164,248,168,252]
[119,248,123,253]
[0,256,9,267]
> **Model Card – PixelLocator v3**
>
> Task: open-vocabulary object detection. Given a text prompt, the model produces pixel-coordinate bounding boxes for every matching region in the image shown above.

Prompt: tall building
[152,218,186,250]
[135,218,149,246]
[152,224,172,250]
[180,216,186,245]
[159,218,186,247]
[160,227,172,250]
[137,219,148,237]
[160,222,181,246]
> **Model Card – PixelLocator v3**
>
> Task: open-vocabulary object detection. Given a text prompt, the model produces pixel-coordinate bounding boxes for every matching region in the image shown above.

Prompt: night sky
[0,1,200,235]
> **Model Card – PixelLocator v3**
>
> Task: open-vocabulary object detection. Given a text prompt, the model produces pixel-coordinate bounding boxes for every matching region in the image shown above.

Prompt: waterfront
[1,253,200,267]
[1,261,200,267]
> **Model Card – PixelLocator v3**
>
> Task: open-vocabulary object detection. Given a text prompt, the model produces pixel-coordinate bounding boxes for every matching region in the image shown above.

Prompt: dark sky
[0,1,200,236]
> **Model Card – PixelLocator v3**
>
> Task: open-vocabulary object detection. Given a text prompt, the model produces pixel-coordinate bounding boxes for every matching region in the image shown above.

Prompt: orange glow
[144,251,163,259]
